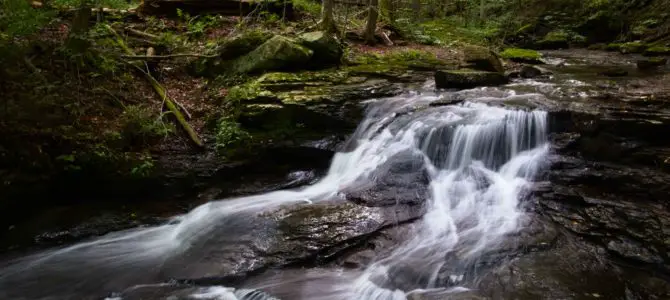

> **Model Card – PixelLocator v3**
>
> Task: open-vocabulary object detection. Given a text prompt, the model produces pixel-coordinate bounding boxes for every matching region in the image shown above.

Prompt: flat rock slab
[159,200,424,281]
[435,70,508,89]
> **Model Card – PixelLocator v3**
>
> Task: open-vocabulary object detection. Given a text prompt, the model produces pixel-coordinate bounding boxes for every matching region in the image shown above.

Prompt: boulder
[463,45,504,73]
[230,35,313,74]
[637,58,668,70]
[520,65,546,78]
[219,30,274,60]
[535,30,570,49]
[299,31,344,66]
[500,48,544,64]
[435,70,508,89]
[618,41,647,54]
[643,46,670,57]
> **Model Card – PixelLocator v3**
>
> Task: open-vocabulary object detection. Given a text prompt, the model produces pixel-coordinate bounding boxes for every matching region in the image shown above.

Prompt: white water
[0,88,549,300]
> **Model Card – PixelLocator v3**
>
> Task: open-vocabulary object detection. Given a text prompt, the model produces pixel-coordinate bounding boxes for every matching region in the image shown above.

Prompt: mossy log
[105,25,204,148]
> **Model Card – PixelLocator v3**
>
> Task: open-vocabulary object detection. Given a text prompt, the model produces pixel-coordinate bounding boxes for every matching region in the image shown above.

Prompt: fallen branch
[125,27,159,40]
[120,53,219,60]
[105,25,204,148]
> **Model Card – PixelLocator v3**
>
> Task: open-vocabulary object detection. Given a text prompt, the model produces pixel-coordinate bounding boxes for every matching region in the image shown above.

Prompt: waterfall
[0,90,549,300]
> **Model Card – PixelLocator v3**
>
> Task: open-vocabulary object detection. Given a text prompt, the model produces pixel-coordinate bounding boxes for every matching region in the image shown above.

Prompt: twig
[125,27,159,40]
[121,53,219,60]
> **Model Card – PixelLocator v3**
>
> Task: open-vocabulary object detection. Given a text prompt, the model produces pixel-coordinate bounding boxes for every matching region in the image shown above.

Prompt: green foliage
[119,105,174,145]
[52,0,138,9]
[130,154,154,177]
[0,0,54,38]
[176,8,223,37]
[292,0,321,16]
[215,118,250,151]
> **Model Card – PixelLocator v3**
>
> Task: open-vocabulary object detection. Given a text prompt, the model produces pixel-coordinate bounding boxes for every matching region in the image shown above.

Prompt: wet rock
[462,45,504,73]
[230,36,313,74]
[598,67,628,77]
[343,151,430,207]
[519,65,544,78]
[160,201,425,281]
[299,31,343,66]
[434,70,508,89]
[637,57,668,70]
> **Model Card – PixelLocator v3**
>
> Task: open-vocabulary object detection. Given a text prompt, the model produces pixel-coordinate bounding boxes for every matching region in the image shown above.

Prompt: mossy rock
[536,30,570,49]
[434,70,508,89]
[618,42,647,54]
[299,31,344,66]
[218,30,274,60]
[643,46,670,57]
[637,58,668,70]
[462,45,504,73]
[605,43,622,52]
[230,35,313,74]
[587,43,608,50]
[500,48,543,64]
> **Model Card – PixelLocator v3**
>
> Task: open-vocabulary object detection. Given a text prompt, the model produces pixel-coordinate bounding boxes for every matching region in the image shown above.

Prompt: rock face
[299,31,344,66]
[231,35,313,74]
[462,45,505,73]
[159,200,425,281]
[637,57,668,70]
[434,70,508,89]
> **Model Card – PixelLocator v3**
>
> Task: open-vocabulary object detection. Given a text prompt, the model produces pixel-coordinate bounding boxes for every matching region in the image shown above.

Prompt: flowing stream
[0,82,551,300]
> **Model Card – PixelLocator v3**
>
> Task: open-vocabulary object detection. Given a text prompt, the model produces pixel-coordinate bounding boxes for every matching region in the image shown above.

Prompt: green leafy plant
[130,154,155,177]
[215,118,251,151]
[120,105,174,146]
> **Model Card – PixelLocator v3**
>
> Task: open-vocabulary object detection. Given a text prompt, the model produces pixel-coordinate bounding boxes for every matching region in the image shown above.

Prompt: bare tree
[364,0,379,44]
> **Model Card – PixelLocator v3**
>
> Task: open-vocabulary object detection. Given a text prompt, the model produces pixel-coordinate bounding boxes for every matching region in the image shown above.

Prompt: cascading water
[0,86,550,300]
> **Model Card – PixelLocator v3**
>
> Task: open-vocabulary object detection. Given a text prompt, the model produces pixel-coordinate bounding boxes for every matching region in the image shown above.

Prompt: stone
[299,31,344,66]
[536,30,570,49]
[343,151,430,207]
[434,70,508,89]
[500,48,544,64]
[637,57,668,70]
[618,41,647,54]
[463,45,504,73]
[520,65,544,78]
[643,46,670,57]
[230,35,313,74]
[219,30,274,60]
[598,67,628,77]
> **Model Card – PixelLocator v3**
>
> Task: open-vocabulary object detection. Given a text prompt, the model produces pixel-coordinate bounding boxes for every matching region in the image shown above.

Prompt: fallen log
[105,25,204,148]
[138,0,294,18]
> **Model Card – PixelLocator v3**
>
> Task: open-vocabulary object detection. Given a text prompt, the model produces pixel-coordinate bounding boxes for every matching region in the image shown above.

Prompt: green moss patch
[643,46,670,56]
[500,48,543,64]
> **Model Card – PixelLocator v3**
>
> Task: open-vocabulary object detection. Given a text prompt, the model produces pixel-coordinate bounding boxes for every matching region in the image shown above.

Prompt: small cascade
[0,88,550,300]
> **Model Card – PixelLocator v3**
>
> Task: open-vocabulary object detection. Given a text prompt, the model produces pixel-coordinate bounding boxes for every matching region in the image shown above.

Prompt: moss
[349,49,448,72]
[230,35,313,74]
[605,43,622,51]
[219,30,273,60]
[225,82,275,103]
[500,48,542,63]
[619,41,647,54]
[643,46,670,56]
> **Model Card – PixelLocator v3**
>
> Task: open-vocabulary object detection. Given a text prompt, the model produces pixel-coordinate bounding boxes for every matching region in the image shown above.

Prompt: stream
[1,50,670,300]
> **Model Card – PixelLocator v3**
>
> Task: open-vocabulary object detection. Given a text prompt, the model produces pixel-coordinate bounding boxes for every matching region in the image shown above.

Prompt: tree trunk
[411,0,420,20]
[364,0,378,44]
[479,0,486,24]
[321,0,337,33]
[67,0,91,53]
